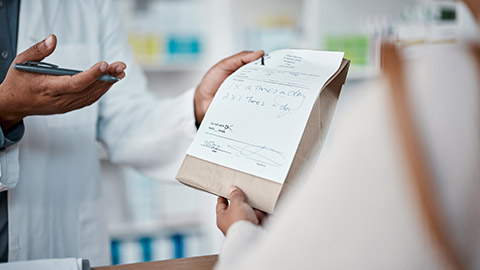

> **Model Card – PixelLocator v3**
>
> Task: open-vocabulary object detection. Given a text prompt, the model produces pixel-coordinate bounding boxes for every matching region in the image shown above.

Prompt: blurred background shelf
[141,64,205,73]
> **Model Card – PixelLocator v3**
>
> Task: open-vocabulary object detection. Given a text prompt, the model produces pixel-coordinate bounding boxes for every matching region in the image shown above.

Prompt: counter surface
[92,255,218,270]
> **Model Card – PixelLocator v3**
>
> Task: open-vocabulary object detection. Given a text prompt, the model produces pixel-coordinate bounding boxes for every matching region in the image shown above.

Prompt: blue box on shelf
[167,36,201,56]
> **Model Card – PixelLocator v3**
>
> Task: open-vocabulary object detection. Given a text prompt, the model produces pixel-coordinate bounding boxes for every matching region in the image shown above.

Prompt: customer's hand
[194,50,264,125]
[0,34,126,130]
[216,186,267,235]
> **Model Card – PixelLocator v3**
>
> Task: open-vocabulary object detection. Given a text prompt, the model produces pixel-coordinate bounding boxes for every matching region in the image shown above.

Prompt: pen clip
[23,61,58,68]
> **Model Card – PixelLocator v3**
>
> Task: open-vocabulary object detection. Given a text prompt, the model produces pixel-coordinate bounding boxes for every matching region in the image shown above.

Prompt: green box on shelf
[326,35,370,67]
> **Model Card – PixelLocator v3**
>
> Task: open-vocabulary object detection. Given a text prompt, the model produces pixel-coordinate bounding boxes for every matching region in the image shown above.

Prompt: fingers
[254,209,267,225]
[216,196,228,215]
[216,186,261,235]
[49,61,108,93]
[106,62,127,76]
[116,72,126,80]
[228,185,245,205]
[110,62,127,73]
[64,83,111,112]
[219,50,265,72]
[105,62,127,80]
[15,34,57,63]
[36,60,116,113]
[82,83,111,105]
[241,50,265,63]
[71,61,108,89]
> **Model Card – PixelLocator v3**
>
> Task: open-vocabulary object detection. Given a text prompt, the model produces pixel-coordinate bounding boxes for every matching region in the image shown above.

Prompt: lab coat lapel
[20,0,61,45]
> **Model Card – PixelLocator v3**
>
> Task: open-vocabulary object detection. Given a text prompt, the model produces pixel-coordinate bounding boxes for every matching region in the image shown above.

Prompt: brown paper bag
[176,59,350,213]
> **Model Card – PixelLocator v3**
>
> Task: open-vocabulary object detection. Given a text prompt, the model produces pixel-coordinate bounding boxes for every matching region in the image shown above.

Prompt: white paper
[187,49,344,184]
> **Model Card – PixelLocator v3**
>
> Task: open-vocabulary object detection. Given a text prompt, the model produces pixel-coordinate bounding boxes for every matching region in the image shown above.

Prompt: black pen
[261,56,265,66]
[14,61,119,82]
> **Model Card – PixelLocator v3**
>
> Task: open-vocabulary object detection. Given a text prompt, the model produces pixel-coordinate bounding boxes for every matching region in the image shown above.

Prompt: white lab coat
[0,0,197,266]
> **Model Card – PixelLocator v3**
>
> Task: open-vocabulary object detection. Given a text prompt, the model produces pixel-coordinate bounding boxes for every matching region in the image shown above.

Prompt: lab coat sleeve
[215,221,264,270]
[95,0,197,181]
[0,121,24,191]
[0,121,25,149]
[0,145,20,191]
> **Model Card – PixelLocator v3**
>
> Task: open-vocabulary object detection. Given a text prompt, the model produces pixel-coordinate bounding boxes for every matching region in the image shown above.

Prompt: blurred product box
[128,33,162,66]
[326,35,371,67]
[167,35,202,58]
[243,15,300,52]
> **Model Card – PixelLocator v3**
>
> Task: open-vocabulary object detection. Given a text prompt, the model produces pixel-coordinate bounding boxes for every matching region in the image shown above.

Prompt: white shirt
[0,0,197,266]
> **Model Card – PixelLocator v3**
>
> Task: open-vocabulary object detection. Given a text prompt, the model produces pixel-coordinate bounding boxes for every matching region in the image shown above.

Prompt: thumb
[219,50,264,73]
[228,186,245,204]
[15,34,56,63]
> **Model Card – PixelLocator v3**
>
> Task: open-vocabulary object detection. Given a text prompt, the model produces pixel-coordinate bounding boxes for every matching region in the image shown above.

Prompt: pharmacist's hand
[216,186,267,236]
[194,50,264,125]
[0,34,126,130]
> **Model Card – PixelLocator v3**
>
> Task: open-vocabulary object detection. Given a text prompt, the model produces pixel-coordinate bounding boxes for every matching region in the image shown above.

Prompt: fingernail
[100,62,107,73]
[254,50,263,54]
[45,35,53,48]
[116,66,123,73]
[228,185,237,194]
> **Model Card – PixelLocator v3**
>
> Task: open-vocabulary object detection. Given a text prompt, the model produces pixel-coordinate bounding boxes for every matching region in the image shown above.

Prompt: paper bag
[176,59,350,213]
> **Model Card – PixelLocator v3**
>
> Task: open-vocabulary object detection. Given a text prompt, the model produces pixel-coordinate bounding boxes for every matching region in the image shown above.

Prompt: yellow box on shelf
[128,33,162,66]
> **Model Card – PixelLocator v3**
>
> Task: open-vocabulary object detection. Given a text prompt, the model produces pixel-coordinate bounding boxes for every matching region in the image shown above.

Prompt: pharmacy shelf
[346,66,380,81]
[108,215,203,240]
[141,64,205,73]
